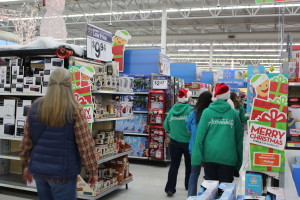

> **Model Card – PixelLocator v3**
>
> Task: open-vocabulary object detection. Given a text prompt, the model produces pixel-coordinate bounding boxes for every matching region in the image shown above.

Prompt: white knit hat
[212,83,230,101]
[80,66,95,78]
[115,30,131,41]
[178,88,192,103]
[251,74,268,88]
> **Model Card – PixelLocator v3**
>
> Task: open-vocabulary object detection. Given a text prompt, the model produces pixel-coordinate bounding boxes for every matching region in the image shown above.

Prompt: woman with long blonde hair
[21,68,98,200]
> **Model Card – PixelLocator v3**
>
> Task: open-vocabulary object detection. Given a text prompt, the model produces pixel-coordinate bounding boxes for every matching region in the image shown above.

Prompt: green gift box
[250,144,285,172]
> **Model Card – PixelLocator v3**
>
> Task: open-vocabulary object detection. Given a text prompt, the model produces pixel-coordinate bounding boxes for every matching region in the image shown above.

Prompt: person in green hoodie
[192,83,243,183]
[164,88,193,196]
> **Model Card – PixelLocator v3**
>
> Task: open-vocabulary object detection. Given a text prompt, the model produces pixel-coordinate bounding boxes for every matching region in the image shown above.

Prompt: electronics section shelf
[0,152,21,160]
[94,116,133,122]
[124,132,149,136]
[0,136,22,141]
[0,93,44,96]
[0,173,37,192]
[92,90,135,95]
[78,178,133,200]
[98,151,131,164]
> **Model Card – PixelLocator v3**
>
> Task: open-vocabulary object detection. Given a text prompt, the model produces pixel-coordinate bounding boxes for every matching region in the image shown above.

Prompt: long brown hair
[37,68,78,127]
[230,92,241,109]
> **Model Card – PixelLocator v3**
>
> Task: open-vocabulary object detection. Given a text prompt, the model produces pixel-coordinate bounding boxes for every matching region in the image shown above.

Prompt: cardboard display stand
[248,74,288,172]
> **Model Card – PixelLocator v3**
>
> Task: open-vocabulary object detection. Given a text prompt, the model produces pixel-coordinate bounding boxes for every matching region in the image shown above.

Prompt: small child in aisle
[192,83,244,183]
[164,88,193,196]
[186,91,212,197]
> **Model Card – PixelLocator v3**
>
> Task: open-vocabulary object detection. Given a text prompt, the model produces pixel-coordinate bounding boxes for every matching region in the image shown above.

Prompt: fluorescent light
[170,54,279,57]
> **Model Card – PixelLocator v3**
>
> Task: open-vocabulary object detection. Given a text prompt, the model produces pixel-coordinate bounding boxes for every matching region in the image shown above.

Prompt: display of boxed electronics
[287,97,300,148]
[245,173,263,196]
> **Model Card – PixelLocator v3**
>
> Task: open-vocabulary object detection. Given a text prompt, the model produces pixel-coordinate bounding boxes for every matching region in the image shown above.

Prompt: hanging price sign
[86,24,113,62]
[152,75,169,89]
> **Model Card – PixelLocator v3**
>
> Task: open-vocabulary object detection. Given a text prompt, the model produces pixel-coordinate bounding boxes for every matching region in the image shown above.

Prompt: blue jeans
[34,175,77,200]
[165,139,191,194]
[187,165,201,197]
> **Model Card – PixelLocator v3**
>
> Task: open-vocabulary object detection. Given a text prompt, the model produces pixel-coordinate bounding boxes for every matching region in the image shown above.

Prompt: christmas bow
[257,108,287,128]
[271,75,288,84]
[269,96,288,110]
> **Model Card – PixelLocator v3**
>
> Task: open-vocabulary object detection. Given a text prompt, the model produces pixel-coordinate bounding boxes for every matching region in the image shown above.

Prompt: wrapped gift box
[269,75,288,100]
[251,98,287,121]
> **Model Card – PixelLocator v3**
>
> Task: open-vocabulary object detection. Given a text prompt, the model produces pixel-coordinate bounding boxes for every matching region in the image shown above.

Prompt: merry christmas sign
[248,74,288,172]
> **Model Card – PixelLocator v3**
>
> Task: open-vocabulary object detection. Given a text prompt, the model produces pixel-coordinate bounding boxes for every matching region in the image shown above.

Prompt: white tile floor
[0,134,249,200]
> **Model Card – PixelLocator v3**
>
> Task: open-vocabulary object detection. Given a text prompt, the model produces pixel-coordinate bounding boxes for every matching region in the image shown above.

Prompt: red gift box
[268,75,288,100]
[71,71,81,87]
[250,98,287,121]
[74,86,92,104]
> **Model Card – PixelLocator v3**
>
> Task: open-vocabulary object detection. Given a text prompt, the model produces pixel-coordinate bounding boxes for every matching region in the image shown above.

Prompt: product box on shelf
[149,125,165,160]
[296,52,300,82]
[11,83,24,93]
[132,95,148,111]
[0,118,15,137]
[11,75,23,84]
[245,173,263,196]
[0,84,11,93]
[292,164,300,197]
[9,59,22,67]
[217,183,236,200]
[18,98,34,115]
[11,65,24,76]
[266,187,285,200]
[197,180,219,196]
[115,114,147,133]
[23,77,42,93]
[3,100,16,119]
[124,136,148,157]
[14,118,25,138]
[148,90,166,125]
[0,159,9,175]
[236,196,266,200]
[287,98,300,148]
[130,75,151,92]
[0,66,11,85]
[44,58,64,69]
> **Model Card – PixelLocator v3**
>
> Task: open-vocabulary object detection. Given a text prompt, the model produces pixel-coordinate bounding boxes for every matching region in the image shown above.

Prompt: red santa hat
[178,88,192,103]
[212,83,230,101]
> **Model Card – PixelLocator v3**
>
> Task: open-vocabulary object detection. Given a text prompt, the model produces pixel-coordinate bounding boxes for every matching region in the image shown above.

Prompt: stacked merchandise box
[148,125,165,160]
[287,97,300,148]
[0,99,16,138]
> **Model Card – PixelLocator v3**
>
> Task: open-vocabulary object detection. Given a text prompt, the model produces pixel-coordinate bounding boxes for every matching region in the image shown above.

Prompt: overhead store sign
[256,0,299,3]
[86,24,113,62]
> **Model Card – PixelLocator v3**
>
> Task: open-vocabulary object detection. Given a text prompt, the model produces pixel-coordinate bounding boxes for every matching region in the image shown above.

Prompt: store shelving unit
[0,50,133,199]
[78,178,133,200]
[98,151,131,164]
[132,111,148,114]
[94,116,133,122]
[124,132,149,136]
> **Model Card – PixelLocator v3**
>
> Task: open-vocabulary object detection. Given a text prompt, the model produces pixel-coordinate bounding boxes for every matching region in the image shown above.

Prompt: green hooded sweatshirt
[191,100,244,170]
[163,103,193,143]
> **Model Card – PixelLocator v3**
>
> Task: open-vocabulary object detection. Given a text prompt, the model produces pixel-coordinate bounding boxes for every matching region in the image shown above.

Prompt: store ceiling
[1,0,300,71]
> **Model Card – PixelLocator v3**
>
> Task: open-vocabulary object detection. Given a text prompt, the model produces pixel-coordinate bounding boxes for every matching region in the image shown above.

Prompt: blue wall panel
[170,63,196,83]
[201,71,214,85]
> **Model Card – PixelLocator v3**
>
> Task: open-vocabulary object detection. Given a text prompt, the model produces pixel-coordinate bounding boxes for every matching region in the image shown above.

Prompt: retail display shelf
[98,151,131,164]
[94,116,133,122]
[0,152,21,160]
[0,136,22,141]
[128,156,148,160]
[92,90,135,95]
[124,132,149,136]
[0,173,37,192]
[133,92,149,95]
[0,93,44,96]
[289,82,300,86]
[132,110,148,114]
[78,178,133,200]
[243,159,280,179]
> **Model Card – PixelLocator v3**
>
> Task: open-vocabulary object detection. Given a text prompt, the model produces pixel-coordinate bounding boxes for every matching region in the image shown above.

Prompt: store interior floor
[0,133,248,200]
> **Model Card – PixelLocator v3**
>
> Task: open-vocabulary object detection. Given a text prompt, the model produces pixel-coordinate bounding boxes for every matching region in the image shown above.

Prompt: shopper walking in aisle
[164,88,193,196]
[230,92,247,124]
[20,68,98,200]
[186,91,212,197]
[192,83,243,183]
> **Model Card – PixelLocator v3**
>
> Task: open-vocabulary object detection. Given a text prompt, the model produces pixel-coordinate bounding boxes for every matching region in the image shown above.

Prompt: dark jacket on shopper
[28,101,81,179]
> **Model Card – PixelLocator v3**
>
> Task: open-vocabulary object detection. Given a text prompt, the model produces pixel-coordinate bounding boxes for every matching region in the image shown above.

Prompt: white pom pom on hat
[177,88,192,103]
[212,83,230,101]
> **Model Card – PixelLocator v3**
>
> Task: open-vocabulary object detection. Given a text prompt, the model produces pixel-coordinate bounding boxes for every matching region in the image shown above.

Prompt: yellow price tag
[288,143,295,147]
